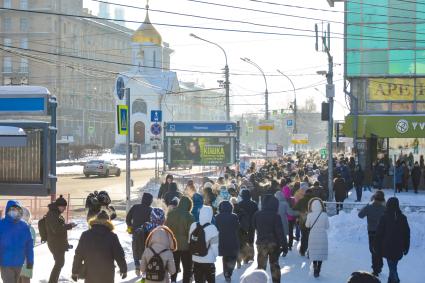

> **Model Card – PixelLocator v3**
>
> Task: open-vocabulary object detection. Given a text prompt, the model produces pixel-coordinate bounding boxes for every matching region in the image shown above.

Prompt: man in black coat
[334,174,347,214]
[163,182,182,206]
[215,201,240,282]
[126,192,153,275]
[353,165,365,202]
[253,195,287,283]
[45,196,77,283]
[158,174,173,199]
[237,189,258,263]
[411,161,421,194]
[72,211,127,283]
[375,197,410,283]
[358,190,386,277]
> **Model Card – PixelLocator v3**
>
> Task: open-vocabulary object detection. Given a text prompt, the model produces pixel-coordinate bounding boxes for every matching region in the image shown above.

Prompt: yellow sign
[117,105,129,135]
[291,134,309,144]
[258,120,275,131]
[368,78,422,101]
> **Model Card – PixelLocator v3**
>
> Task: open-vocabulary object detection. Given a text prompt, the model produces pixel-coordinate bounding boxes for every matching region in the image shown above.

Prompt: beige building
[0,0,133,147]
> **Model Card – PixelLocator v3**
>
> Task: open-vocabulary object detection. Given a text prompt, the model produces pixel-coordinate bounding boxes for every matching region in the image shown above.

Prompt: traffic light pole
[126,88,131,213]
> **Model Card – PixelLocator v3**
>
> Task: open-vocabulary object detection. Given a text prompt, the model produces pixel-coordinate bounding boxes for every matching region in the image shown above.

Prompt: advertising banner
[169,136,234,166]
[368,78,415,101]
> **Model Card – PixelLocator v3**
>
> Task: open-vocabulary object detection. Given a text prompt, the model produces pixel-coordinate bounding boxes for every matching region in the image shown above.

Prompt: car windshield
[88,160,103,164]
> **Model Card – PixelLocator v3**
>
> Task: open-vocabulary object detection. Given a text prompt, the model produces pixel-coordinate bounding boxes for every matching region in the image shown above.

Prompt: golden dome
[132,5,162,45]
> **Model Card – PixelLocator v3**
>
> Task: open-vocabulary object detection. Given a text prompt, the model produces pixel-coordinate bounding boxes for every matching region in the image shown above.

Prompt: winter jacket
[0,200,34,268]
[20,224,36,278]
[294,190,315,230]
[282,186,296,221]
[126,193,153,229]
[274,191,298,237]
[353,169,365,187]
[358,201,386,232]
[191,193,203,223]
[375,198,410,261]
[305,199,329,261]
[141,227,177,283]
[317,172,328,189]
[252,195,287,251]
[395,166,403,184]
[158,179,172,199]
[333,177,347,201]
[46,203,72,253]
[202,187,216,207]
[72,219,127,283]
[238,190,258,244]
[163,183,182,207]
[411,165,421,186]
[165,196,194,251]
[213,187,231,208]
[402,166,410,182]
[215,201,240,257]
[188,206,219,264]
[310,185,328,201]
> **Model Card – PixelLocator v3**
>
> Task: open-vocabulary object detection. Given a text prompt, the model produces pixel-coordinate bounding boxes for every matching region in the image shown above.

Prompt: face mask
[8,210,19,220]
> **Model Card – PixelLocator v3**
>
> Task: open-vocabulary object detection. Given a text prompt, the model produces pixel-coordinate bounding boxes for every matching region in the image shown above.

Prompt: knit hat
[141,192,153,206]
[203,182,213,189]
[55,195,67,207]
[97,210,110,221]
[240,270,270,283]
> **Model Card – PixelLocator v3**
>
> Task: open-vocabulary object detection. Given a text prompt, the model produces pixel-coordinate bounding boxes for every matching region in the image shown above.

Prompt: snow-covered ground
[57,152,164,175]
[32,190,425,283]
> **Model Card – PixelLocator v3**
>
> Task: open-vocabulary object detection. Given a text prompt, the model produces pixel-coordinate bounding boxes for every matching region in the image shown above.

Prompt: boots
[313,261,322,278]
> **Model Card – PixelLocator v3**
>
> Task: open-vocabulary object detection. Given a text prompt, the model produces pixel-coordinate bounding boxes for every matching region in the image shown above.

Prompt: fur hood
[88,218,114,231]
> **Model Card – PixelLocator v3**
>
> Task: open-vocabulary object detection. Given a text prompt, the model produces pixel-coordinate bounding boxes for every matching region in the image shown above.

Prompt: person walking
[165,196,194,283]
[189,206,218,283]
[274,190,299,251]
[253,195,287,283]
[0,201,34,283]
[375,197,410,283]
[358,190,386,277]
[164,183,182,207]
[45,195,77,283]
[411,161,421,194]
[305,198,329,278]
[140,226,177,283]
[333,174,347,214]
[353,165,365,202]
[401,162,410,192]
[71,211,127,283]
[191,193,204,223]
[237,189,258,264]
[395,161,403,193]
[19,208,36,283]
[294,189,314,256]
[282,185,297,250]
[158,174,174,199]
[126,192,153,276]
[215,201,240,282]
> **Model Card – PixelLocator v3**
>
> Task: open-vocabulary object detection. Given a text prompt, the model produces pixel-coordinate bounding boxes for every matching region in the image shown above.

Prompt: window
[3,57,12,73]
[3,17,12,32]
[3,0,11,8]
[20,37,28,49]
[20,18,28,32]
[20,0,28,9]
[20,58,28,73]
[3,38,11,49]
[132,99,147,114]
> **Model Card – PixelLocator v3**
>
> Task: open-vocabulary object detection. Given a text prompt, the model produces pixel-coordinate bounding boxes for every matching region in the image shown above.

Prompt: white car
[83,160,121,178]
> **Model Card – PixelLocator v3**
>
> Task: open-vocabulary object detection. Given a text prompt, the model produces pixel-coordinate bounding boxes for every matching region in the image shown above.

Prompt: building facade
[0,0,133,147]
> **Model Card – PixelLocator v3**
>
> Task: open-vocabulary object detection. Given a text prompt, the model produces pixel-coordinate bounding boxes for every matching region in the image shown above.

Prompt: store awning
[0,126,27,147]
[344,115,425,138]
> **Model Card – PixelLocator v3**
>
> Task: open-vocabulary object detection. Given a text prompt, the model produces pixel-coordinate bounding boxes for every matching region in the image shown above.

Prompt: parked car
[83,160,121,177]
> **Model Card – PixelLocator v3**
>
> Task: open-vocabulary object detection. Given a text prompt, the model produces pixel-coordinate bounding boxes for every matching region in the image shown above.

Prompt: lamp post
[190,33,230,121]
[277,70,297,151]
[241,57,269,147]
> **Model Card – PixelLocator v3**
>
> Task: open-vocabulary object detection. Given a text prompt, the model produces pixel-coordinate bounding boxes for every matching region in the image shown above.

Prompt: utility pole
[316,23,334,201]
[125,88,131,212]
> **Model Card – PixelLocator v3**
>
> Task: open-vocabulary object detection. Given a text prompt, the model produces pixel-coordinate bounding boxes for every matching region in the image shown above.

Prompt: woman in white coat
[305,198,329,278]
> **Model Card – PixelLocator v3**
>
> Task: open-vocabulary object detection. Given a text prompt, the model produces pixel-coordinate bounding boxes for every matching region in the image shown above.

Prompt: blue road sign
[116,77,125,100]
[117,105,128,135]
[150,123,162,136]
[287,119,294,127]
[150,110,162,122]
[166,122,236,133]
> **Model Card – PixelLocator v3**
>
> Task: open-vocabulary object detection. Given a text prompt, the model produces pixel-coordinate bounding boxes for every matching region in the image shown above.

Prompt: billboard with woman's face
[168,136,234,166]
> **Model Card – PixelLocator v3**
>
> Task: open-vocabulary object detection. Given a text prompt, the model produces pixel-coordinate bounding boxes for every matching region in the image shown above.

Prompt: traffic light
[321,102,329,121]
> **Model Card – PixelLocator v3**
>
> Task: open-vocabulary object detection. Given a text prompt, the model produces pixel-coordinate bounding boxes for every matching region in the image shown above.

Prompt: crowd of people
[0,152,412,283]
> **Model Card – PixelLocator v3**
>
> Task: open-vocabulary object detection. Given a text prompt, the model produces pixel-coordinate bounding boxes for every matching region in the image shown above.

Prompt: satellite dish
[116,77,125,100]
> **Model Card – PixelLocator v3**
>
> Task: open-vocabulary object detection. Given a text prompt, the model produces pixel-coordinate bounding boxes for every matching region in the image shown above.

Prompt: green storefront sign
[345,115,425,138]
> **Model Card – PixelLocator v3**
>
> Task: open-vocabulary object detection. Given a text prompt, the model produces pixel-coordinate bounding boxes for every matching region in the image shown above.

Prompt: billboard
[168,136,234,166]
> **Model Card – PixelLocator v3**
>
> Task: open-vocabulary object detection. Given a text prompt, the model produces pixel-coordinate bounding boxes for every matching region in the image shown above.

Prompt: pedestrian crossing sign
[117,105,129,135]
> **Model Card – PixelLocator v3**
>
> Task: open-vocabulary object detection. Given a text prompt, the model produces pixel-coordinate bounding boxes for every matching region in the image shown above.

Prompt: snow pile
[329,209,367,245]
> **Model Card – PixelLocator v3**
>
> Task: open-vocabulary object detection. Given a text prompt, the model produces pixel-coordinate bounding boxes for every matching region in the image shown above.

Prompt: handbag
[307,212,322,232]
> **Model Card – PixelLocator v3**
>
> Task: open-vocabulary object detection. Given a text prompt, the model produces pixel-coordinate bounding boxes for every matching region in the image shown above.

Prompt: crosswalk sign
[117,105,129,135]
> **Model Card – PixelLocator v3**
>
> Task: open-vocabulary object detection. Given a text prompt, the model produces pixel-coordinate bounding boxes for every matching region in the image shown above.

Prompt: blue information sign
[150,123,162,136]
[150,110,162,122]
[166,122,236,133]
[0,97,46,113]
[116,77,125,100]
[287,119,293,127]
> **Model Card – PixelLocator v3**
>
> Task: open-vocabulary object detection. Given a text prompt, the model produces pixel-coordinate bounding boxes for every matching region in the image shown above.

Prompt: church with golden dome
[114,3,226,151]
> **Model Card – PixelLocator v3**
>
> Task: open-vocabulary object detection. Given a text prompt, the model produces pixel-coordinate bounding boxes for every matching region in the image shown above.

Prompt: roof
[0,86,50,96]
[132,7,162,45]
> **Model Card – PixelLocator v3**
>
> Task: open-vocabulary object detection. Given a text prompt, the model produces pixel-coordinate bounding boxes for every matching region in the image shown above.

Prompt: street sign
[117,105,128,135]
[150,123,162,136]
[166,122,236,133]
[286,119,294,128]
[0,86,49,115]
[320,148,327,159]
[258,119,274,131]
[291,134,309,144]
[150,110,162,122]
[116,77,125,100]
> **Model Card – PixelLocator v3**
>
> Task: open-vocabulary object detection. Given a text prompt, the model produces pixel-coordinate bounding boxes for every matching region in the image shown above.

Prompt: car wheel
[85,174,90,178]
[115,169,121,177]
[104,170,109,177]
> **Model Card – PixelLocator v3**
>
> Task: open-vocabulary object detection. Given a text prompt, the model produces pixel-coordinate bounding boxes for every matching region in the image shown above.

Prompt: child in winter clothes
[19,208,36,283]
[305,198,329,278]
[189,206,219,283]
[141,226,177,283]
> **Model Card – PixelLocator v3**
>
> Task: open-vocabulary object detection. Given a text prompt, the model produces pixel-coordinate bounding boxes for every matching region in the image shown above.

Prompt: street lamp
[190,33,230,121]
[277,69,297,151]
[241,57,269,147]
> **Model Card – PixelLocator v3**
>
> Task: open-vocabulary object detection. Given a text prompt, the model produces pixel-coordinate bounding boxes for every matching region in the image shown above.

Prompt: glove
[121,272,127,279]
[127,226,133,234]
[71,274,78,282]
[26,262,33,269]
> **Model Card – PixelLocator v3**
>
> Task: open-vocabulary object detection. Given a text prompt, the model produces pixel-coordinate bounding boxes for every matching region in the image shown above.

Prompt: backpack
[189,223,210,256]
[38,216,48,243]
[145,247,167,281]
